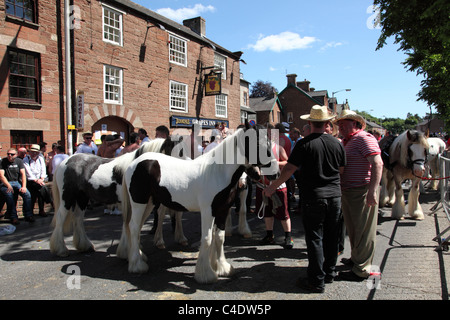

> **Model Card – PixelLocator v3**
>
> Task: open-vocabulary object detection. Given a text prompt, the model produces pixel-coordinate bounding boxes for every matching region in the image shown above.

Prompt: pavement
[0,185,449,305]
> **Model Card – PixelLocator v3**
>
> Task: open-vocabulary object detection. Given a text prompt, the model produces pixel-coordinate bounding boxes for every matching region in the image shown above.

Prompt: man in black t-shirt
[0,148,34,225]
[263,105,346,293]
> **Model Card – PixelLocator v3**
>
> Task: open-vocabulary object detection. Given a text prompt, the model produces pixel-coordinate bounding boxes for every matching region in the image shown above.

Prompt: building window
[9,48,40,103]
[104,65,122,104]
[103,6,122,46]
[215,94,227,118]
[169,34,187,67]
[5,0,37,23]
[240,111,247,124]
[170,81,188,112]
[243,91,248,106]
[214,53,226,80]
[10,130,42,150]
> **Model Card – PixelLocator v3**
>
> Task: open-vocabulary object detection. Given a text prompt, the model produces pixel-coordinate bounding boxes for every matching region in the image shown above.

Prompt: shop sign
[205,73,221,96]
[171,115,228,129]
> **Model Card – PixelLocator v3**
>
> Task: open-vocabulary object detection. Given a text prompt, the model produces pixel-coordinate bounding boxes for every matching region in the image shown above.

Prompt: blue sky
[133,0,431,120]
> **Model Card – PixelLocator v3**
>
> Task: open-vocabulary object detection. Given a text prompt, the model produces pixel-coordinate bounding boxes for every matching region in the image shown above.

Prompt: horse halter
[406,143,428,170]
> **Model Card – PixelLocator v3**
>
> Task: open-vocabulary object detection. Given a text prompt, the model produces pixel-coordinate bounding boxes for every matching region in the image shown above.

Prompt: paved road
[0,187,448,306]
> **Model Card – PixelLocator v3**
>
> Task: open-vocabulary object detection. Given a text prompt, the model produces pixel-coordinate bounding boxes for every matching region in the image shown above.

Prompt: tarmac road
[0,187,449,308]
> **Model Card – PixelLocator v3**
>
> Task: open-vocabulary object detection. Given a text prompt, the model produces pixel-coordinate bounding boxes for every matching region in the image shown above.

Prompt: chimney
[183,17,206,37]
[286,74,297,86]
[297,79,310,92]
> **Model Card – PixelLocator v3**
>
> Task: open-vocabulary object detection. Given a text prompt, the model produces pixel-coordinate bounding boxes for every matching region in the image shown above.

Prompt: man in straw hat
[263,105,346,293]
[334,109,383,282]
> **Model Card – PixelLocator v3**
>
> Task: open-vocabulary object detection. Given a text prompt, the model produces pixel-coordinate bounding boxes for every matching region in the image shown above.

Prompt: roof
[108,0,241,60]
[278,84,322,105]
[249,96,283,112]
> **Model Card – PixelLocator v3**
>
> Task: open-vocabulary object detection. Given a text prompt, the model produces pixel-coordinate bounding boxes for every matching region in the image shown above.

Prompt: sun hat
[335,109,366,130]
[300,105,335,122]
[29,144,40,152]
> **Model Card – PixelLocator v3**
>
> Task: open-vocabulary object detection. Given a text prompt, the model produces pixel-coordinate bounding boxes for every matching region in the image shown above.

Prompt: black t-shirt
[288,133,346,199]
[1,157,25,183]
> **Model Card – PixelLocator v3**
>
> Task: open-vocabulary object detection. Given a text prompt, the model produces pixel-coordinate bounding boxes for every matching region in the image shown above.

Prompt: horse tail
[50,171,60,229]
[50,165,74,234]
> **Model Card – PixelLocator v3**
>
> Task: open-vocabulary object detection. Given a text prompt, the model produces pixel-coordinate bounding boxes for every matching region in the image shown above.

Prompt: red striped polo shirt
[341,130,381,189]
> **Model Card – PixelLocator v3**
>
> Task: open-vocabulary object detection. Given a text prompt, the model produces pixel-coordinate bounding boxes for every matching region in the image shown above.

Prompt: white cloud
[319,41,344,52]
[269,66,277,71]
[155,4,216,23]
[248,32,317,52]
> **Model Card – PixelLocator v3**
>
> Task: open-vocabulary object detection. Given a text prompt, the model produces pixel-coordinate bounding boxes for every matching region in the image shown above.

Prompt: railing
[429,153,450,251]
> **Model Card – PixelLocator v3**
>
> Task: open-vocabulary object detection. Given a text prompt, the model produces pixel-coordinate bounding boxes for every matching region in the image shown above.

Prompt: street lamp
[332,88,351,97]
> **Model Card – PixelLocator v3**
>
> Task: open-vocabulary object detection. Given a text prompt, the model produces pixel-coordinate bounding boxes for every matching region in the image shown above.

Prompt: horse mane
[134,138,166,159]
[390,130,429,167]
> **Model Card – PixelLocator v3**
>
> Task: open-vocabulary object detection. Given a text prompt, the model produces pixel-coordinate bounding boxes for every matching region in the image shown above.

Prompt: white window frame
[104,65,123,104]
[215,94,227,118]
[169,80,188,113]
[214,53,226,80]
[169,33,187,67]
[102,5,123,46]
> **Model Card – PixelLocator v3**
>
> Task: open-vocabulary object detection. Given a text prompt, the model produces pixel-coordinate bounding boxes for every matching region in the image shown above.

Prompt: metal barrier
[429,153,450,251]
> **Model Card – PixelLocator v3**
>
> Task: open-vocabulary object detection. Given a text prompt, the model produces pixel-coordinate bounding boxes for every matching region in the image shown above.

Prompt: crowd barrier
[429,153,450,251]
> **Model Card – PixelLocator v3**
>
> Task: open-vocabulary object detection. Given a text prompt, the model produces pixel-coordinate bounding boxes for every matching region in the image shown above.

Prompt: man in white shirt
[76,132,98,154]
[23,144,51,217]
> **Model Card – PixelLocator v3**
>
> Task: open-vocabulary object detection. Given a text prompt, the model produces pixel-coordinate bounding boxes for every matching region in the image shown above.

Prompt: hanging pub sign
[204,72,221,96]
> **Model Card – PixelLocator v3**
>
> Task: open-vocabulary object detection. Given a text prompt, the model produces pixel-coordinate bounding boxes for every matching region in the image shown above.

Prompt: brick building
[278,74,331,132]
[0,0,243,156]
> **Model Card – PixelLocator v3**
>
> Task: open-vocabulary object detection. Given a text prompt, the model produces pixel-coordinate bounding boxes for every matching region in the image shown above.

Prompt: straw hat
[300,105,335,122]
[335,109,366,130]
[29,144,40,152]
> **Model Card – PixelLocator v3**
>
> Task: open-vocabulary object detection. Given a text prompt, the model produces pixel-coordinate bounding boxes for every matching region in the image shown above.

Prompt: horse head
[405,129,430,177]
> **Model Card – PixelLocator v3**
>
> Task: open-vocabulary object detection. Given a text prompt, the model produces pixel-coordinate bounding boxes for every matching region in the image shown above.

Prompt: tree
[374,0,450,130]
[250,80,277,98]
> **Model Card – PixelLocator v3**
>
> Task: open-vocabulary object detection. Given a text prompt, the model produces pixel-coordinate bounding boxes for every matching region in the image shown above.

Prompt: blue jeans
[301,197,342,288]
[0,181,33,219]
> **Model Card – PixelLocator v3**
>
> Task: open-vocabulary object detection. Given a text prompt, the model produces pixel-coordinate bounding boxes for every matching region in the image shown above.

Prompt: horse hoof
[180,241,189,246]
[243,233,252,239]
[156,244,166,249]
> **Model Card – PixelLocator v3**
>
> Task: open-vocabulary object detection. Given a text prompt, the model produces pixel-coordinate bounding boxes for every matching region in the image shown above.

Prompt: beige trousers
[342,185,378,278]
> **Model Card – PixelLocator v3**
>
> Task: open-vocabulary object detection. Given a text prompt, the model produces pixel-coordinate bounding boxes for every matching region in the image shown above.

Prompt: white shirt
[76,142,98,155]
[52,154,69,174]
[23,155,47,181]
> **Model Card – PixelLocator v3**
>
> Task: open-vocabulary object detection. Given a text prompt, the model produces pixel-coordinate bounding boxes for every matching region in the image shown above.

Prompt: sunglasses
[85,137,93,140]
[7,153,16,156]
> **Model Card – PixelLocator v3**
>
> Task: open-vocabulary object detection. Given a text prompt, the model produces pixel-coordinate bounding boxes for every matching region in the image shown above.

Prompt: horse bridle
[406,144,428,171]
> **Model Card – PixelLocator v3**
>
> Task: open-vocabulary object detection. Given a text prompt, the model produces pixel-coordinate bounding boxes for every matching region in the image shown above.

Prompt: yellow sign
[68,125,76,130]
[205,73,221,96]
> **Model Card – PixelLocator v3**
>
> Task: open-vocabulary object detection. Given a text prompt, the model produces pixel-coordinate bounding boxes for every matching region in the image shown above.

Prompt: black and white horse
[49,138,185,257]
[117,124,278,283]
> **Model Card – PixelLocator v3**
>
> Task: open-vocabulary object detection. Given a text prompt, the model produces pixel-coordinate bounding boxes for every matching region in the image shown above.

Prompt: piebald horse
[49,138,186,257]
[117,124,279,284]
[379,130,429,220]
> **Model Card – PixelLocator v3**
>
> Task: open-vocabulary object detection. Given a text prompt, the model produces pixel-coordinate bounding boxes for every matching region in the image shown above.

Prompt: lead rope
[256,180,267,220]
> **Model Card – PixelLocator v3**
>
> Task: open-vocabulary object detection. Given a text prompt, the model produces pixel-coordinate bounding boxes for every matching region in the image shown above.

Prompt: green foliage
[374,0,450,130]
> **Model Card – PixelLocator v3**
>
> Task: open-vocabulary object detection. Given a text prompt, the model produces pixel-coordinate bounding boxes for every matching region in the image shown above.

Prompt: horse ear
[407,130,412,141]
[424,128,430,138]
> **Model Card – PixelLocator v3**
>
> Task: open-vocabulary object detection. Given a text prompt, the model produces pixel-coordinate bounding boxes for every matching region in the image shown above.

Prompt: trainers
[260,234,275,245]
[24,216,35,223]
[284,237,294,249]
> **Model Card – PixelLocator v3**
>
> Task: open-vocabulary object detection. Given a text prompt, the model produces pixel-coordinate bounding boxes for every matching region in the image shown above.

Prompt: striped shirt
[341,130,381,189]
